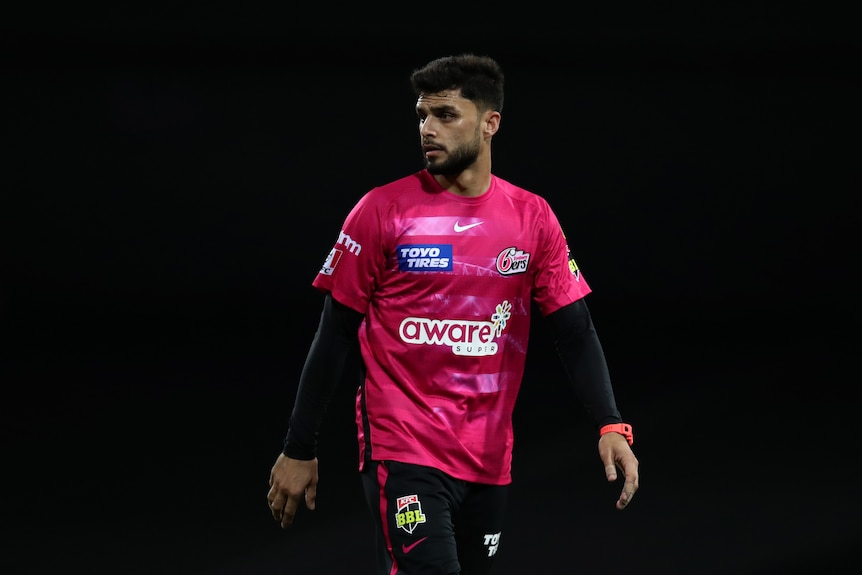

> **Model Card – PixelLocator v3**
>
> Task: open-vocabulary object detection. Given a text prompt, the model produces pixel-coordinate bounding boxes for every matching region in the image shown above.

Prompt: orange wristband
[600,423,634,446]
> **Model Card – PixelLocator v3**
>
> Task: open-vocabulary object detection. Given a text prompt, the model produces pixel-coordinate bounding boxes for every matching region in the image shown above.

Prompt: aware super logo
[398,300,512,357]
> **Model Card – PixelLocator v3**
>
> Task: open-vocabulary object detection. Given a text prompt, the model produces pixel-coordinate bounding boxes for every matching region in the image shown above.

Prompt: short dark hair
[410,54,504,113]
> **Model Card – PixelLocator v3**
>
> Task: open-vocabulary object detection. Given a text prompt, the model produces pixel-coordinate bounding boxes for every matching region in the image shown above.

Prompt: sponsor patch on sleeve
[320,248,343,275]
[567,254,581,281]
[562,230,582,281]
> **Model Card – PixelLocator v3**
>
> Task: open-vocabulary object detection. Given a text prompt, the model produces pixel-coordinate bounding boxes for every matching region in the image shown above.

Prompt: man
[268,53,639,574]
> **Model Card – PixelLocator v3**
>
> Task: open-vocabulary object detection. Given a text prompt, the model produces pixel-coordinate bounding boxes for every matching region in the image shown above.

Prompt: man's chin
[426,161,452,176]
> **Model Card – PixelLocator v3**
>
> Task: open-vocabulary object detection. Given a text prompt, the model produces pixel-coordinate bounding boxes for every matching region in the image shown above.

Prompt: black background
[2,6,860,575]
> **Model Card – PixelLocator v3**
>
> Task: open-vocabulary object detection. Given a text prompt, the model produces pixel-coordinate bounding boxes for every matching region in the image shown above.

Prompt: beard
[424,132,481,176]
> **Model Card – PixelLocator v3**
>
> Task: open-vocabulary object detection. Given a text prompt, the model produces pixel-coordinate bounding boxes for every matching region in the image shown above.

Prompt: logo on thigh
[483,532,502,557]
[395,494,427,534]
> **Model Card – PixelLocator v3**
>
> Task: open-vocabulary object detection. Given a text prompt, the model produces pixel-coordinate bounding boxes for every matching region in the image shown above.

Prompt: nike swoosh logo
[454,221,484,232]
[402,536,428,554]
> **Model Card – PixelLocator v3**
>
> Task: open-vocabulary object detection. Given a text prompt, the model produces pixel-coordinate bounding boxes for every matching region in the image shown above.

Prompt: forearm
[546,299,622,429]
[283,294,364,459]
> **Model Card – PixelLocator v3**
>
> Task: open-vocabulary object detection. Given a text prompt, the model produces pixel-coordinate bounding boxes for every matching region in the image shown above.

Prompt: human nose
[419,117,436,137]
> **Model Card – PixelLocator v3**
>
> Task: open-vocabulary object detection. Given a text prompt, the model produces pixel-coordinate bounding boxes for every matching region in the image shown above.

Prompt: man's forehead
[416,90,469,107]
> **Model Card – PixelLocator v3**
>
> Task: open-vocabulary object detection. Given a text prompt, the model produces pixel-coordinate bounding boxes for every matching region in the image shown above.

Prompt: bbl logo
[561,228,582,281]
[395,494,427,534]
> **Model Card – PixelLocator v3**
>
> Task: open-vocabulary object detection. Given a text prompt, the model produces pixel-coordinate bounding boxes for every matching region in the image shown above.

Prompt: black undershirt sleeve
[545,298,623,430]
[282,293,364,460]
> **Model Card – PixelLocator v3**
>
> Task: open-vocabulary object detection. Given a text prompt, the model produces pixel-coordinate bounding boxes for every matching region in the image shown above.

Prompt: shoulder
[357,171,432,206]
[373,170,429,195]
[492,174,555,212]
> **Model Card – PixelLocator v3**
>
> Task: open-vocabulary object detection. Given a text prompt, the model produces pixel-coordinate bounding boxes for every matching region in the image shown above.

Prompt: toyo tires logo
[398,301,512,356]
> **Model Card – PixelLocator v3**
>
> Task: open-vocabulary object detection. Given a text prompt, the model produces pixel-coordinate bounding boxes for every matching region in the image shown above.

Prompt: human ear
[484,110,501,137]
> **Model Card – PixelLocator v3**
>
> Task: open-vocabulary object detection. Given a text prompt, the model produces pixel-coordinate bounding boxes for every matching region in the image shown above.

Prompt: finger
[617,479,636,510]
[281,495,299,528]
[267,487,285,519]
[305,484,317,511]
[623,459,639,485]
[269,497,284,520]
[605,464,618,482]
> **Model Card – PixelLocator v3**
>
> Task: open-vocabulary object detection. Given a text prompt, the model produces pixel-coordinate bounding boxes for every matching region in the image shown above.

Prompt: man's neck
[433,157,493,198]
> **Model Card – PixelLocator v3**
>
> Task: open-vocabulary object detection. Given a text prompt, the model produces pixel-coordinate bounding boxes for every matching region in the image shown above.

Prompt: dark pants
[361,460,509,575]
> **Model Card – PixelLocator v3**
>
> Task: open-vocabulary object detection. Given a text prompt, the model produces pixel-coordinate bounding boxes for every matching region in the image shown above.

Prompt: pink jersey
[312,170,591,484]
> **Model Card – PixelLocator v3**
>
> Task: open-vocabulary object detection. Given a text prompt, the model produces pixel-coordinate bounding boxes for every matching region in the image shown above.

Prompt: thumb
[605,463,618,482]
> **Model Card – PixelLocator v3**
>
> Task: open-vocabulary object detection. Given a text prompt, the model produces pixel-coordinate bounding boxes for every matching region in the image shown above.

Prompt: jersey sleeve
[311,190,386,314]
[531,201,592,316]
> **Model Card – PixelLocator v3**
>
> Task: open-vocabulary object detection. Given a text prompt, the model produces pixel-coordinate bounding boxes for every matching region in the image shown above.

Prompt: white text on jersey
[337,230,362,256]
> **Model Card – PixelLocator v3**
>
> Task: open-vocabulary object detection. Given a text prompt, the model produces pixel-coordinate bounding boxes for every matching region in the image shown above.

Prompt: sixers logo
[496,246,530,275]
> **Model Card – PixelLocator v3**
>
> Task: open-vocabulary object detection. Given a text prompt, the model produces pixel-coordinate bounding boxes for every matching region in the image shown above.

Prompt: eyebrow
[416,103,459,116]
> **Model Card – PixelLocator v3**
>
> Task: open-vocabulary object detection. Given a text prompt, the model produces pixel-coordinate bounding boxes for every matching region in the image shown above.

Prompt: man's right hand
[267,453,319,528]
